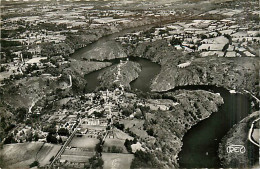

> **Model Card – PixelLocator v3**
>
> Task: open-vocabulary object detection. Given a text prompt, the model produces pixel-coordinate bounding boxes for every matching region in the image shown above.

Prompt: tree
[130,150,162,169]
[44,126,56,134]
[170,38,182,46]
[222,43,229,52]
[0,66,7,72]
[89,156,104,169]
[95,142,103,154]
[16,107,27,122]
[93,111,104,118]
[201,34,207,40]
[122,107,132,117]
[146,128,155,137]
[124,139,133,153]
[58,128,69,136]
[29,161,39,168]
[46,133,57,144]
[49,156,54,162]
[114,122,124,130]
[3,134,17,144]
[34,133,39,141]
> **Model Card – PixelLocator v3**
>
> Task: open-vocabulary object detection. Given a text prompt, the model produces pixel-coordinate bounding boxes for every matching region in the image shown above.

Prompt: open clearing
[1,142,61,168]
[102,153,134,169]
[69,136,99,151]
[113,128,134,140]
[120,119,149,139]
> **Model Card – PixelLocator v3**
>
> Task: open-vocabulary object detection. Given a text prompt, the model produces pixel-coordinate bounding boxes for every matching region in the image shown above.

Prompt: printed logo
[227,145,246,154]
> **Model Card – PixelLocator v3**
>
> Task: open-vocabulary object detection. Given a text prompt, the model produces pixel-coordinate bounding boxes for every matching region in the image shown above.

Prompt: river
[70,26,256,167]
[130,57,161,93]
[70,24,161,93]
[70,24,156,60]
[174,85,254,168]
[82,57,160,93]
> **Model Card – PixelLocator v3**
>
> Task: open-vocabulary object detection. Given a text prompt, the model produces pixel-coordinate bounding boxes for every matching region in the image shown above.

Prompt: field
[60,148,95,164]
[63,148,95,156]
[1,142,61,168]
[60,154,93,163]
[102,153,134,169]
[36,143,62,166]
[69,135,99,151]
[120,119,149,139]
[103,138,128,153]
[113,128,133,140]
[1,142,43,168]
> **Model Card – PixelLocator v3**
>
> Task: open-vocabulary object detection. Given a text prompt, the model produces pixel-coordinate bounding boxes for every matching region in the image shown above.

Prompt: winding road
[248,118,260,147]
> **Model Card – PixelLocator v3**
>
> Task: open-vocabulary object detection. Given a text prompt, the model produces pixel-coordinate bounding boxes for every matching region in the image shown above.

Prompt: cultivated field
[1,142,43,168]
[1,142,61,168]
[102,153,134,169]
[69,136,99,151]
[60,154,92,163]
[60,148,95,164]
[37,143,62,166]
[63,148,95,156]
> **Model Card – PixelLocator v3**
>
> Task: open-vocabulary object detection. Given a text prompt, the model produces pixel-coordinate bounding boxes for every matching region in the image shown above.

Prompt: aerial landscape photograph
[0,0,259,168]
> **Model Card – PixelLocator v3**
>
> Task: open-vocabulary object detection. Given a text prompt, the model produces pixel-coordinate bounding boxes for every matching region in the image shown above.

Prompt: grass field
[120,119,149,139]
[2,142,44,168]
[1,142,61,168]
[113,128,134,140]
[69,136,99,151]
[60,154,93,163]
[102,153,134,169]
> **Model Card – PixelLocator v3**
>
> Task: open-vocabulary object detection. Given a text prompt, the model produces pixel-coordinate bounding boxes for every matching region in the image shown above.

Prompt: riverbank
[125,40,259,97]
[218,111,259,168]
[175,86,253,168]
[97,61,141,90]
[41,16,174,59]
[133,90,224,168]
[79,41,127,61]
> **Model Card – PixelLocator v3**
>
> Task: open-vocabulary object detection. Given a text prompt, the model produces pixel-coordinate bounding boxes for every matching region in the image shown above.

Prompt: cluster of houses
[11,125,48,143]
[116,11,259,58]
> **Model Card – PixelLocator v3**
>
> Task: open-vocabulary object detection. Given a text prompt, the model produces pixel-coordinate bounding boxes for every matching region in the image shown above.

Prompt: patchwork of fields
[2,142,61,168]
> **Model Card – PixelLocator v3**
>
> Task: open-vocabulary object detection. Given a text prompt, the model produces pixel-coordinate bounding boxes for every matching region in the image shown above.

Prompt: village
[116,10,259,58]
[0,0,182,84]
[2,57,178,168]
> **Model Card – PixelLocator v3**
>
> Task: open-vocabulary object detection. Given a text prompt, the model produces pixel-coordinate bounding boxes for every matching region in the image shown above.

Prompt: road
[248,118,260,147]
[50,119,81,167]
[244,90,260,103]
[61,75,72,89]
